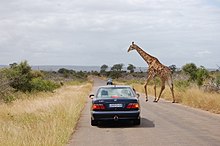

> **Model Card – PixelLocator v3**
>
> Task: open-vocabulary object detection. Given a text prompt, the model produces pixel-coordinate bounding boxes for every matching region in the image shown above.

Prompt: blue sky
[0,0,220,69]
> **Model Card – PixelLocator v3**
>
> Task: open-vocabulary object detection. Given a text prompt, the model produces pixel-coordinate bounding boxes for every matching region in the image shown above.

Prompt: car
[89,85,141,126]
[106,78,113,85]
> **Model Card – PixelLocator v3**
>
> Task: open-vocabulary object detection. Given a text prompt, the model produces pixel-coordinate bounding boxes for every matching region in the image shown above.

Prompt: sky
[0,0,220,69]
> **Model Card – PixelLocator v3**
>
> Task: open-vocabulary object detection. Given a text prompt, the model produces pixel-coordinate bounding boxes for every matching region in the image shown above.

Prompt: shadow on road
[139,118,155,128]
[97,118,155,128]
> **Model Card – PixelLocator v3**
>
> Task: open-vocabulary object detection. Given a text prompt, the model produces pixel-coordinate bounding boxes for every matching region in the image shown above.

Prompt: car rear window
[96,87,135,98]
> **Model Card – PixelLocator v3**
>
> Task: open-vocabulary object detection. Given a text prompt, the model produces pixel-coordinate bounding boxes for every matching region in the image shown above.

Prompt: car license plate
[109,104,123,108]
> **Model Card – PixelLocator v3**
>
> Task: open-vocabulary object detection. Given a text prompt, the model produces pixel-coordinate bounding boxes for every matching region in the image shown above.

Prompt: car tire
[133,119,140,125]
[91,119,98,126]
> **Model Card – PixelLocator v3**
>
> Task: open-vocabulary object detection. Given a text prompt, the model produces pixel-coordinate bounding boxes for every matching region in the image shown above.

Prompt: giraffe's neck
[134,45,157,66]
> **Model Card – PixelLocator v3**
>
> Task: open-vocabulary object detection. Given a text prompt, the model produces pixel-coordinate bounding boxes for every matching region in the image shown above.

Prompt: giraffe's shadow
[97,118,155,128]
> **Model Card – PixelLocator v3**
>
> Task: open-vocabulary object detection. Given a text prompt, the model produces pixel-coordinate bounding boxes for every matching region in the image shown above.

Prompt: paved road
[68,78,220,146]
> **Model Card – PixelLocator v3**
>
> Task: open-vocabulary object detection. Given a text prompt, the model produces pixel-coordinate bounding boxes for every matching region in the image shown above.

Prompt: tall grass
[0,83,92,146]
[130,83,220,114]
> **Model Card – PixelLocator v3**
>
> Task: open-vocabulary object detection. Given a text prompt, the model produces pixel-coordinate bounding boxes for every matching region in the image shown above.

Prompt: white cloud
[0,0,220,68]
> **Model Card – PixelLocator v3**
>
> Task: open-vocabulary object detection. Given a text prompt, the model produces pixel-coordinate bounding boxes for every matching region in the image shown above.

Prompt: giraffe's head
[128,42,136,52]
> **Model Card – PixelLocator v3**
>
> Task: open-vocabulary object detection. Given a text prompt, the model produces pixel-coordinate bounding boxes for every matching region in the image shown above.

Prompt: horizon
[0,64,218,71]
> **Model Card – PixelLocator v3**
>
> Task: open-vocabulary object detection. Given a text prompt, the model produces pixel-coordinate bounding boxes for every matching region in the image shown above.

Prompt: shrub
[182,63,209,86]
[174,80,190,92]
[215,74,220,88]
[182,63,197,81]
[4,61,33,92]
[2,95,15,103]
[3,61,61,93]
[30,78,60,92]
[196,66,209,87]
[109,71,122,79]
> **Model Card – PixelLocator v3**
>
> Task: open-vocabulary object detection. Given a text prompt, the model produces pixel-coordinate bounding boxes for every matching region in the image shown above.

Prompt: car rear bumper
[91,110,140,121]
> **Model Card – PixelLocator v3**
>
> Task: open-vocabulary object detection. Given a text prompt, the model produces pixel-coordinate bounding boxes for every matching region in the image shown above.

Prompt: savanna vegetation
[100,63,220,114]
[0,60,220,145]
[0,82,92,146]
[0,60,92,146]
[0,61,90,103]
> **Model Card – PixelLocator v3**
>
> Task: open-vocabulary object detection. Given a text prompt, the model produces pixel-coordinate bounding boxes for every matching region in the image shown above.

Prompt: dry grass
[0,83,92,146]
[130,83,220,114]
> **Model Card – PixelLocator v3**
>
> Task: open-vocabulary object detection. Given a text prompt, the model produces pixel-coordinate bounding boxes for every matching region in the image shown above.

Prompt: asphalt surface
[68,78,220,146]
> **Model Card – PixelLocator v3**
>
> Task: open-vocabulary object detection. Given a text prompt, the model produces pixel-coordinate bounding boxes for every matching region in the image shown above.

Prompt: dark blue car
[89,85,141,126]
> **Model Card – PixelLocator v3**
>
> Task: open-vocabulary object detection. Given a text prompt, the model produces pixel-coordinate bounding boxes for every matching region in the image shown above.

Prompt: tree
[58,68,70,74]
[196,66,209,86]
[5,61,59,93]
[6,60,33,92]
[127,64,136,73]
[182,63,197,81]
[9,62,17,68]
[169,64,177,73]
[182,63,209,86]
[111,64,124,71]
[100,64,108,76]
[100,64,108,72]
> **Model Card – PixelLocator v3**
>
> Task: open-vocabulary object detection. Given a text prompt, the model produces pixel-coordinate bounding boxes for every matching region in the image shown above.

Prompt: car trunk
[93,98,138,111]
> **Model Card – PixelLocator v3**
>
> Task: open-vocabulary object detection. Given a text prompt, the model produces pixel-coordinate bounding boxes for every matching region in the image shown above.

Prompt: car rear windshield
[96,87,135,98]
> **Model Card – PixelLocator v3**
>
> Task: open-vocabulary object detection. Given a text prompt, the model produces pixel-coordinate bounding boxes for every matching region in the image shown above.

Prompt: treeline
[1,61,219,103]
[98,63,220,91]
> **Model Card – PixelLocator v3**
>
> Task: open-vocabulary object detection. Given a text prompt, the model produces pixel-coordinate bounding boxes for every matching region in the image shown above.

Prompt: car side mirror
[89,94,94,99]
[136,93,140,98]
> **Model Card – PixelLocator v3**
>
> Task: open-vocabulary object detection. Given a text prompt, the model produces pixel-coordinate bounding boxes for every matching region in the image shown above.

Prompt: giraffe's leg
[170,84,175,103]
[144,75,152,102]
[144,82,149,102]
[155,80,165,102]
[167,77,175,103]
[153,78,157,102]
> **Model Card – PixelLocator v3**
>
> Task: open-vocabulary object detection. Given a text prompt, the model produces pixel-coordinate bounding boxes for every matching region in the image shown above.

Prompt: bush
[4,61,33,92]
[2,95,15,103]
[182,63,197,81]
[174,80,190,91]
[196,66,209,87]
[182,63,209,86]
[215,74,220,88]
[4,61,61,93]
[109,71,123,79]
[30,78,60,92]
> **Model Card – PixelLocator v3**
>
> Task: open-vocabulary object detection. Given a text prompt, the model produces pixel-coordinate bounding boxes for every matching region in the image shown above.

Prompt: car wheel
[91,119,98,126]
[133,119,140,125]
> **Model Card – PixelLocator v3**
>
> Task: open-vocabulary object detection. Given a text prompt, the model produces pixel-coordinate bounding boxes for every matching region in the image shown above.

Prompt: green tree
[6,60,33,92]
[100,64,108,76]
[9,62,17,68]
[169,64,177,73]
[111,64,124,71]
[5,61,59,92]
[100,64,108,72]
[182,63,197,81]
[58,68,75,74]
[127,64,136,73]
[196,66,209,86]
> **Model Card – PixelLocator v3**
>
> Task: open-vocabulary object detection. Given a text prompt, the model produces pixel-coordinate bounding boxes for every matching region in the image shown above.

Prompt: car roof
[98,85,132,88]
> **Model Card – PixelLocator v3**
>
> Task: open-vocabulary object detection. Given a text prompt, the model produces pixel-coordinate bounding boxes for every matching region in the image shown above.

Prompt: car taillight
[126,103,139,109]
[92,104,105,110]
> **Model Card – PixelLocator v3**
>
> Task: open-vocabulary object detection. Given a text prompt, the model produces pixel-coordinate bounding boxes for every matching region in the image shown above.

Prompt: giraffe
[128,42,175,103]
